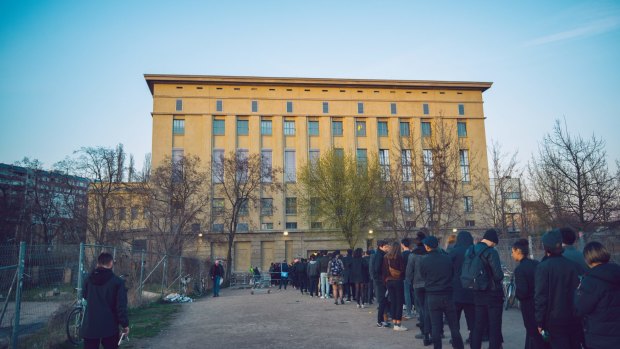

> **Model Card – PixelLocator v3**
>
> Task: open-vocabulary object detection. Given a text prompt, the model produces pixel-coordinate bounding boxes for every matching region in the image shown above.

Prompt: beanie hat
[422,236,439,249]
[483,229,499,244]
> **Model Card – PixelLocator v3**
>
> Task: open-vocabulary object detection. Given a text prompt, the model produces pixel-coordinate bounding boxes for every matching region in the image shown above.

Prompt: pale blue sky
[1,0,619,171]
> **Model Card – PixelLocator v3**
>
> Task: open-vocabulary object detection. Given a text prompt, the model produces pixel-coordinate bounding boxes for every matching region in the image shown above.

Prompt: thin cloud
[524,17,620,47]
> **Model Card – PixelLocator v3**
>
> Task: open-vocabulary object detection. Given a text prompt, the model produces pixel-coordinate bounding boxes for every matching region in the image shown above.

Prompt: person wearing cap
[420,236,465,349]
[535,229,583,349]
[470,229,504,349]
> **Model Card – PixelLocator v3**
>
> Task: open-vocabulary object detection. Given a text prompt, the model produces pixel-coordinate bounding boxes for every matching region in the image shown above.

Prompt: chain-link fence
[0,242,212,348]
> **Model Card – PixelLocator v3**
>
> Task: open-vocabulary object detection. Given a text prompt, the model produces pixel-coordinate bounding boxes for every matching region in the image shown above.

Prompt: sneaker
[320,296,325,299]
[346,299,351,302]
[334,301,339,305]
[415,333,425,339]
[393,325,408,331]
[361,304,365,309]
[381,321,391,328]
[340,299,345,305]
[403,314,412,320]
[376,322,385,328]
[357,304,361,308]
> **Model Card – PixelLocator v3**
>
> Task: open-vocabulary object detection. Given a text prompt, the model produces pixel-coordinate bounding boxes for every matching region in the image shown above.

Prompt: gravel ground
[135,287,526,349]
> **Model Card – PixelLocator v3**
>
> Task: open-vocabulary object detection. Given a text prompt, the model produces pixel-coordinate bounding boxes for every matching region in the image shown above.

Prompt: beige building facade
[145,75,493,271]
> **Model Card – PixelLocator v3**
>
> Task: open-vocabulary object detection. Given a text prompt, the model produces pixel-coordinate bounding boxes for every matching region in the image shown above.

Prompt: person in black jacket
[350,248,366,308]
[511,239,545,349]
[401,238,415,319]
[342,249,354,302]
[297,258,308,294]
[574,241,620,349]
[372,240,390,327]
[535,229,582,349]
[449,230,475,345]
[81,252,129,349]
[470,229,504,349]
[420,236,464,349]
[318,250,331,298]
[306,255,320,297]
[210,260,225,296]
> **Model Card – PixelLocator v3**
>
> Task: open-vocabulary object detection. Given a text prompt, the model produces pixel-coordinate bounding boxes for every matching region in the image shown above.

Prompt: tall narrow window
[286,101,293,113]
[357,102,364,114]
[309,149,320,166]
[212,198,224,215]
[356,120,366,136]
[261,119,272,135]
[261,150,272,183]
[379,149,390,181]
[457,121,467,137]
[216,100,223,112]
[378,121,388,137]
[285,197,297,215]
[332,121,343,136]
[423,103,429,115]
[212,149,224,183]
[172,148,184,163]
[460,149,470,182]
[213,119,225,135]
[356,149,368,166]
[284,120,296,136]
[239,199,249,216]
[390,103,397,115]
[251,100,258,112]
[401,149,412,182]
[308,121,319,136]
[261,198,273,216]
[426,197,434,213]
[237,119,248,135]
[423,149,433,180]
[322,102,329,113]
[403,197,414,213]
[399,121,410,137]
[173,119,185,134]
[458,104,465,115]
[421,121,431,137]
[464,196,474,212]
[176,99,183,111]
[285,150,296,182]
[236,149,248,183]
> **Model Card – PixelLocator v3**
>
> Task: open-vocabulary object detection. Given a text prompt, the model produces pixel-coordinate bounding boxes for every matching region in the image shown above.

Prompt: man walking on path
[535,229,582,349]
[210,260,225,297]
[421,236,464,349]
[469,229,505,349]
[81,252,129,349]
[511,239,545,349]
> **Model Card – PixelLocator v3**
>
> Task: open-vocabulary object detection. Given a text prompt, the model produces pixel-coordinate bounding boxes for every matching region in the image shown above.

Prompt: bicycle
[66,297,86,345]
[503,270,518,310]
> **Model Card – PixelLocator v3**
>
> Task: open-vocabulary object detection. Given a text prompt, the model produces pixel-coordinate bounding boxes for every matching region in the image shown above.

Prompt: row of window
[105,207,146,221]
[175,99,468,116]
[173,118,468,138]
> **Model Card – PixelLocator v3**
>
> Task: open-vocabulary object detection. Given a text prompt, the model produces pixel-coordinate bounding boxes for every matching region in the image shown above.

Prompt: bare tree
[529,119,619,233]
[127,154,137,183]
[211,151,282,282]
[479,141,523,234]
[141,153,152,182]
[298,149,385,248]
[139,154,211,255]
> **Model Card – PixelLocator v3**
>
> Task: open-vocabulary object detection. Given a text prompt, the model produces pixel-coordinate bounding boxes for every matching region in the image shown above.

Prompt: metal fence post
[161,256,167,296]
[178,256,182,293]
[138,251,145,304]
[11,241,26,349]
[112,247,117,263]
[77,243,85,301]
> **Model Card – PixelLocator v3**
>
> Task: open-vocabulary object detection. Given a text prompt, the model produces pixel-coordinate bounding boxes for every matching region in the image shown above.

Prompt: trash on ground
[163,293,193,303]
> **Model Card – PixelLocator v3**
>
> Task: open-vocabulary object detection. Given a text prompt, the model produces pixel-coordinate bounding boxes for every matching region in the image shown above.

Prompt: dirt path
[134,288,525,349]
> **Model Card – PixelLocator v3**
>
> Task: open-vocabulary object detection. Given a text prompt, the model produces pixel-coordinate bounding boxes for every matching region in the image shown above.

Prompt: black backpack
[460,245,491,291]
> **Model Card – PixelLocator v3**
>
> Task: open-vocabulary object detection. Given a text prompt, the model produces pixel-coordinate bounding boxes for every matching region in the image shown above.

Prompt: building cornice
[144,74,493,95]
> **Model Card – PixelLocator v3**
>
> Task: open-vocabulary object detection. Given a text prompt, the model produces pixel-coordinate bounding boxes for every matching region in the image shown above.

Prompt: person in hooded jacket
[574,241,620,349]
[81,252,129,349]
[449,230,475,345]
[307,254,320,297]
[535,229,582,349]
[560,227,588,275]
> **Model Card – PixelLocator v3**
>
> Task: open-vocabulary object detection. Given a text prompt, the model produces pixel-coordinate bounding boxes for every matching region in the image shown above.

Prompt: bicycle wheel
[66,307,84,345]
[505,284,516,310]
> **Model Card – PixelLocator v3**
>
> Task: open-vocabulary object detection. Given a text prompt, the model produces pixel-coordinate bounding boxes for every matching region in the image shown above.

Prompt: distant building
[0,163,89,244]
[490,176,524,233]
[145,75,493,271]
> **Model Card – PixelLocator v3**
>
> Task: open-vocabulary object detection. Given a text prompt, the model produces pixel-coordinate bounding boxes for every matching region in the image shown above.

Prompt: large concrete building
[145,75,492,271]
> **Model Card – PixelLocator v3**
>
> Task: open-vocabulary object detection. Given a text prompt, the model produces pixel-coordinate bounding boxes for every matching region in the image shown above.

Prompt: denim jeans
[414,287,428,334]
[308,276,319,296]
[427,293,464,349]
[374,280,388,324]
[471,292,503,349]
[213,276,221,296]
[320,272,330,297]
[404,279,413,315]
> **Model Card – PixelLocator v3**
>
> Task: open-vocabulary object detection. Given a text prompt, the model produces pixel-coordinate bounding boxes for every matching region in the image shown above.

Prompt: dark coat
[349,257,364,283]
[410,245,427,288]
[421,249,454,295]
[318,255,330,273]
[371,249,386,282]
[514,258,539,301]
[306,260,320,277]
[449,231,474,303]
[562,245,588,275]
[210,264,224,279]
[534,255,581,328]
[81,267,128,339]
[575,262,620,349]
[361,256,370,283]
[472,242,504,294]
[342,255,353,283]
[382,253,405,283]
